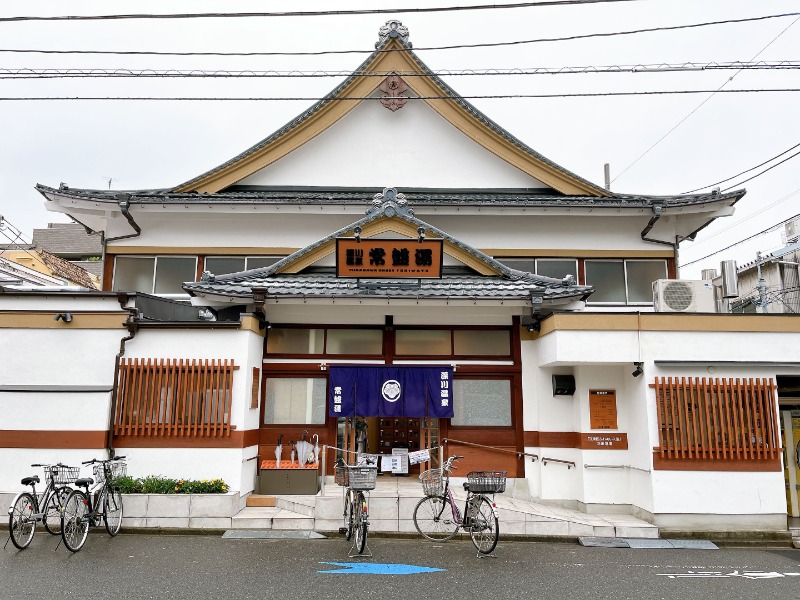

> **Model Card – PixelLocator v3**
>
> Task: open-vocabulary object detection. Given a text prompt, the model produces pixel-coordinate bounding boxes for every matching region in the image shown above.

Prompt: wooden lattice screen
[114,358,237,437]
[653,377,780,460]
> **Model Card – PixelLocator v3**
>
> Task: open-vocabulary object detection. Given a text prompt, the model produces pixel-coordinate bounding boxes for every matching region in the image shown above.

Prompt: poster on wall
[589,389,618,429]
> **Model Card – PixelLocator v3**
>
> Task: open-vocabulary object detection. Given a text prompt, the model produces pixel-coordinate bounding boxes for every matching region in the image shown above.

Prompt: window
[396,330,451,355]
[205,256,283,275]
[267,328,325,354]
[326,329,383,355]
[496,258,578,281]
[451,379,512,426]
[113,256,196,294]
[453,330,510,355]
[585,259,667,304]
[653,376,780,464]
[266,328,382,355]
[535,259,578,280]
[205,257,245,275]
[114,358,236,437]
[264,377,327,424]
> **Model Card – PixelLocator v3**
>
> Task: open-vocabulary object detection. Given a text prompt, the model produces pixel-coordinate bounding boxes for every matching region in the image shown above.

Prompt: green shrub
[114,475,229,494]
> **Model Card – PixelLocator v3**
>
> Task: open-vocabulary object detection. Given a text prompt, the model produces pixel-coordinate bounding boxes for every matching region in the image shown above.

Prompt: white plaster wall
[239,93,547,189]
[0,329,121,386]
[1,448,106,491]
[651,471,786,515]
[115,447,252,494]
[0,295,122,312]
[536,329,641,367]
[1,392,110,431]
[106,211,662,257]
[124,327,264,433]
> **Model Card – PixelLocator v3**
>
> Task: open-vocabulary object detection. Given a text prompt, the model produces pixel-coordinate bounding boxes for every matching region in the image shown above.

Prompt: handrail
[584,464,651,473]
[442,437,538,462]
[541,456,576,469]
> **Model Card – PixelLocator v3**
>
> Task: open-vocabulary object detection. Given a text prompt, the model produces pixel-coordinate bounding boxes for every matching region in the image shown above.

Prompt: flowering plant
[115,475,229,494]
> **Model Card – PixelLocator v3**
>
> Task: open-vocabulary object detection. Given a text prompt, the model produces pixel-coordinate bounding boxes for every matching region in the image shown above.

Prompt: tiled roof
[170,22,602,196]
[32,223,102,256]
[35,184,745,210]
[183,273,590,303]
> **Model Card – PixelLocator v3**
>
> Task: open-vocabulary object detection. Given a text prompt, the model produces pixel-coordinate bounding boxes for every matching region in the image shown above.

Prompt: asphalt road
[2,531,799,600]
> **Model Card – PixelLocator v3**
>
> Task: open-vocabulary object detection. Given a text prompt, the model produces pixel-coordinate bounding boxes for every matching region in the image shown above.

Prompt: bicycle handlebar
[81,455,127,465]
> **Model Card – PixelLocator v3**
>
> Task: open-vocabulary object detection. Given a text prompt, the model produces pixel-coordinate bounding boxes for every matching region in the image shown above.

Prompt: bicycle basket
[334,464,349,487]
[93,461,127,484]
[467,470,507,494]
[346,465,377,491]
[45,465,80,486]
[419,468,443,497]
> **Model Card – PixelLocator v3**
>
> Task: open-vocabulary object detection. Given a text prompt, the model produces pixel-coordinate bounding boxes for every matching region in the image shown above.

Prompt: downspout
[103,193,141,292]
[640,200,679,274]
[105,193,141,243]
[107,292,139,457]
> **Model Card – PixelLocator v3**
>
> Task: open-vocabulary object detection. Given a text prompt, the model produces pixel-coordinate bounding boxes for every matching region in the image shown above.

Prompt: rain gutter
[640,200,675,249]
[107,292,139,457]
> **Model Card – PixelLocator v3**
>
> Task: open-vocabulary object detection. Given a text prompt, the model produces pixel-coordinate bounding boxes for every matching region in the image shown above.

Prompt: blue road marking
[318,562,446,575]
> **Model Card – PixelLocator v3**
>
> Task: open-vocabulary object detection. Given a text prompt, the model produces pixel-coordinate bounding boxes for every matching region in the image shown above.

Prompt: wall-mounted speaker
[552,374,576,396]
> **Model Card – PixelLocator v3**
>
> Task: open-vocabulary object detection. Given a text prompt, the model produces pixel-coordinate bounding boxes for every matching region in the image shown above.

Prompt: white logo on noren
[381,380,401,403]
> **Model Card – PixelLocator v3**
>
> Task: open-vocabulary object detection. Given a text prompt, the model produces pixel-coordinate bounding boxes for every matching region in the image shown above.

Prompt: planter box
[258,469,319,495]
[121,492,240,529]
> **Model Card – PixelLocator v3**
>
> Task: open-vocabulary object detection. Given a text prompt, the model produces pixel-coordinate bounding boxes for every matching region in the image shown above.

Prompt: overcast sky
[1,0,798,279]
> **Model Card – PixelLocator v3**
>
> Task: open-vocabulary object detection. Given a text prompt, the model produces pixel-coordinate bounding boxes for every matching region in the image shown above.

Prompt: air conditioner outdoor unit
[652,279,716,313]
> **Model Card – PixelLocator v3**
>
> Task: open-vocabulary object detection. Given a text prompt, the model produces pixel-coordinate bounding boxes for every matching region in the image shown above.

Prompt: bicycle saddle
[21,475,40,486]
[75,477,94,488]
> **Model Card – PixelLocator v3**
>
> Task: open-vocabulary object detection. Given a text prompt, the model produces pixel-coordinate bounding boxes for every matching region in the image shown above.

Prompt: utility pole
[755,251,768,313]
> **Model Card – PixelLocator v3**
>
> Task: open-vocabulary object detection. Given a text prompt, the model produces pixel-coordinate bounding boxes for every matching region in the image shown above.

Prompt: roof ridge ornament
[377,20,410,48]
[368,187,414,218]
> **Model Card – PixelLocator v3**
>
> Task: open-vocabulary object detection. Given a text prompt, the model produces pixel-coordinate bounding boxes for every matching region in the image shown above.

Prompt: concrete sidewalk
[232,476,660,539]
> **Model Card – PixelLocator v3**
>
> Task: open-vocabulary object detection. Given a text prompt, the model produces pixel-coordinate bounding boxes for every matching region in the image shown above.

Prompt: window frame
[584,258,668,306]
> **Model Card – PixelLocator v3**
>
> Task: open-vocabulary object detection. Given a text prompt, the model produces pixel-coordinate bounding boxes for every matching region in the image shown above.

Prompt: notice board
[589,389,618,429]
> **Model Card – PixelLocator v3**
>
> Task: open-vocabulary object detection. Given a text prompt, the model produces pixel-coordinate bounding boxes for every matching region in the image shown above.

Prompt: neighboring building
[731,221,800,314]
[3,22,800,534]
[32,222,104,280]
[0,246,99,289]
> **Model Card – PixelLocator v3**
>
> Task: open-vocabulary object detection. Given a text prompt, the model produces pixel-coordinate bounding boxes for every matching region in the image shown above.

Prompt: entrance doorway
[780,408,800,519]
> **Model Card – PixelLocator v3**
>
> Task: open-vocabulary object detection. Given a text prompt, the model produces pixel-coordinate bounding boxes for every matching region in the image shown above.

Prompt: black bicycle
[6,463,79,550]
[60,456,126,552]
[335,458,377,556]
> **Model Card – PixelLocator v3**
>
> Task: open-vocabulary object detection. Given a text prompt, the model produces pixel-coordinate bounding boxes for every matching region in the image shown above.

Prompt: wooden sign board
[589,389,618,430]
[580,433,628,450]
[336,238,443,278]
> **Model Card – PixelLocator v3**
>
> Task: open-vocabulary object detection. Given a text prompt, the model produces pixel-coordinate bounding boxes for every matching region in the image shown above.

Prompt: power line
[686,187,800,249]
[0,2,652,24]
[3,61,798,79]
[2,89,799,101]
[682,140,800,194]
[0,12,797,57]
[680,212,800,268]
[611,14,800,185]
[720,149,800,192]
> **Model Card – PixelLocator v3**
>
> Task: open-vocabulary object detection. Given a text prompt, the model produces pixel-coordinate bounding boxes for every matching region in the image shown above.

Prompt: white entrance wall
[0,294,264,494]
[522,322,795,528]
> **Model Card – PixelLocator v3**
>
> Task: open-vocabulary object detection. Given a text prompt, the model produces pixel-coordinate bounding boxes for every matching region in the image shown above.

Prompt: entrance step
[246,495,276,507]
[231,506,314,530]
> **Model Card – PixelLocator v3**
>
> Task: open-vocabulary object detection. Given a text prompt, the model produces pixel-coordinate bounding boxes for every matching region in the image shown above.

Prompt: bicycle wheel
[469,496,499,554]
[344,492,354,541]
[61,490,90,552]
[104,488,124,536]
[352,492,368,554]
[8,493,36,550]
[413,496,459,542]
[44,486,72,535]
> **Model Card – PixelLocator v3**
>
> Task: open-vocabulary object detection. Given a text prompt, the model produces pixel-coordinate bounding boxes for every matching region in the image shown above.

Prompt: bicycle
[412,455,506,555]
[6,463,80,550]
[335,458,378,556]
[60,456,127,552]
